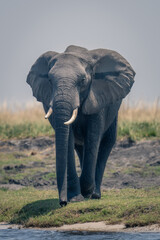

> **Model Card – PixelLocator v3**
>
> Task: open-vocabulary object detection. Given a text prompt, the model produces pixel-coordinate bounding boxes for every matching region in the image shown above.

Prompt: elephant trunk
[54,101,71,206]
[50,83,80,206]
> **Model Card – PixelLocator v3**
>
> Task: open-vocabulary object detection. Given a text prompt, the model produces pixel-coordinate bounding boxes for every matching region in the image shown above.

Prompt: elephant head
[27,46,135,117]
[27,45,135,205]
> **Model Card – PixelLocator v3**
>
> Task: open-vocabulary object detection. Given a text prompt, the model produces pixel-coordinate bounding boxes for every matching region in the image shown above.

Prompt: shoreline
[1,222,160,233]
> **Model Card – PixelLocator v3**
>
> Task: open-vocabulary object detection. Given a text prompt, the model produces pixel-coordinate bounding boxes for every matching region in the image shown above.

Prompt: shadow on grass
[12,198,60,224]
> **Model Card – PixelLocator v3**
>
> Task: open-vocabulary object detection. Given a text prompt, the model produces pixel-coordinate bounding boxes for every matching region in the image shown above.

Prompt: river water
[1,229,160,240]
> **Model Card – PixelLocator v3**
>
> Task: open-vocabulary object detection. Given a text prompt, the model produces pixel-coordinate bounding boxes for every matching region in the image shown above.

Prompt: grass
[118,121,160,140]
[0,100,160,140]
[0,101,160,228]
[0,151,56,185]
[117,99,160,140]
[0,188,160,228]
[123,165,160,178]
[0,123,53,139]
[0,102,54,140]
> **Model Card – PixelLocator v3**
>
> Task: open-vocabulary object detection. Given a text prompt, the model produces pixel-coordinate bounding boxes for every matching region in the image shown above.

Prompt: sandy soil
[1,221,160,232]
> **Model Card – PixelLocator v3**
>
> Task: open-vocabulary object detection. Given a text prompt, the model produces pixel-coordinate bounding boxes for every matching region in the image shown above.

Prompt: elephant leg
[80,141,100,198]
[75,144,84,169]
[92,117,117,199]
[67,128,83,202]
[80,116,101,198]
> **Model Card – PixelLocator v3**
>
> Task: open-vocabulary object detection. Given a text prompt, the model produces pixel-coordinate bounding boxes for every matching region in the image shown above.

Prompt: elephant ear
[26,51,58,106]
[82,49,135,114]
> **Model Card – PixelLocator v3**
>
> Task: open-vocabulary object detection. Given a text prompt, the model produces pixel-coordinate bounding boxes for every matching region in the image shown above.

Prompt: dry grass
[0,100,159,140]
[0,102,52,139]
[0,101,47,125]
[119,98,160,122]
[0,100,160,124]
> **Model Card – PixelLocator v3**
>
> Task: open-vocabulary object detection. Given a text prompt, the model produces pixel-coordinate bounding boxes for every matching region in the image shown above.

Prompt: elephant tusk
[64,108,78,125]
[45,107,53,119]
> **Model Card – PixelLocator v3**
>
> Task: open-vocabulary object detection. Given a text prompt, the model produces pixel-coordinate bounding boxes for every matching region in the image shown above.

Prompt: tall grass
[118,99,160,140]
[0,100,160,140]
[0,102,53,139]
[119,98,160,122]
[0,101,46,125]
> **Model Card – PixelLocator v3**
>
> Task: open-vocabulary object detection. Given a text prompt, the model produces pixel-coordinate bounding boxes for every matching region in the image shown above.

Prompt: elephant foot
[91,187,101,199]
[83,193,92,199]
[67,177,81,202]
[80,175,95,198]
[81,185,94,199]
[60,201,67,207]
[91,192,101,199]
[69,194,84,203]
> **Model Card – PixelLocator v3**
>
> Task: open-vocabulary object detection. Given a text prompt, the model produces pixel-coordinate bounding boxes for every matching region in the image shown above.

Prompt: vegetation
[0,151,56,185]
[118,121,160,140]
[0,100,160,229]
[0,100,160,140]
[0,187,160,228]
[118,99,160,140]
[0,102,54,139]
[0,123,54,140]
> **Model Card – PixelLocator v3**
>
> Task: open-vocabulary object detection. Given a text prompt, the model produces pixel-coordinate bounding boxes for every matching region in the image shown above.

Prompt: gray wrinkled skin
[27,45,135,206]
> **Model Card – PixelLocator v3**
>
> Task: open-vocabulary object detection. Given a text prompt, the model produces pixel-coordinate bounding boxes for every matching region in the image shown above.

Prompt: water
[0,229,160,240]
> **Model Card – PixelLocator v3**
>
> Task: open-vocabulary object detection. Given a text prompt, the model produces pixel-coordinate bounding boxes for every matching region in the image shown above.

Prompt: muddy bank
[0,137,160,190]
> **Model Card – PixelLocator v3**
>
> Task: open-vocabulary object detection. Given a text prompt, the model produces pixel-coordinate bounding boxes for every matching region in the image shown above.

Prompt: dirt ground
[0,137,160,190]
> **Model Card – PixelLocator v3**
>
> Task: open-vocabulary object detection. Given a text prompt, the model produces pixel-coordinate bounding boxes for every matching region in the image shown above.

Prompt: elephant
[27,45,135,206]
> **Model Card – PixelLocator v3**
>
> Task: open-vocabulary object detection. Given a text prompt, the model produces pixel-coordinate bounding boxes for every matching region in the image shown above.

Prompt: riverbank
[0,138,160,229]
[0,188,160,228]
[1,222,160,233]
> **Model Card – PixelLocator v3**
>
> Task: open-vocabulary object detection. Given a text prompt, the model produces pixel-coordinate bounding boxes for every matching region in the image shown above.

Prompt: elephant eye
[79,77,88,91]
[78,75,88,89]
[82,74,88,82]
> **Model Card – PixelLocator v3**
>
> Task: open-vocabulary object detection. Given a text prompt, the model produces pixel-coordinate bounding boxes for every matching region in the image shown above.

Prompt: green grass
[0,188,160,228]
[123,165,160,178]
[0,121,159,140]
[118,121,160,140]
[42,172,56,181]
[0,151,56,185]
[0,123,54,140]
[0,152,38,167]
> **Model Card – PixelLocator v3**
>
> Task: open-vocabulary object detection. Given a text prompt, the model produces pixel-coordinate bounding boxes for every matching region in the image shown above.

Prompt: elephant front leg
[80,118,101,198]
[80,141,100,198]
[92,117,117,199]
[67,128,84,202]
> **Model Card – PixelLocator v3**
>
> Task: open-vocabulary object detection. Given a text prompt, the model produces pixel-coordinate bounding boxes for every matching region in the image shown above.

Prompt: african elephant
[27,45,135,206]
